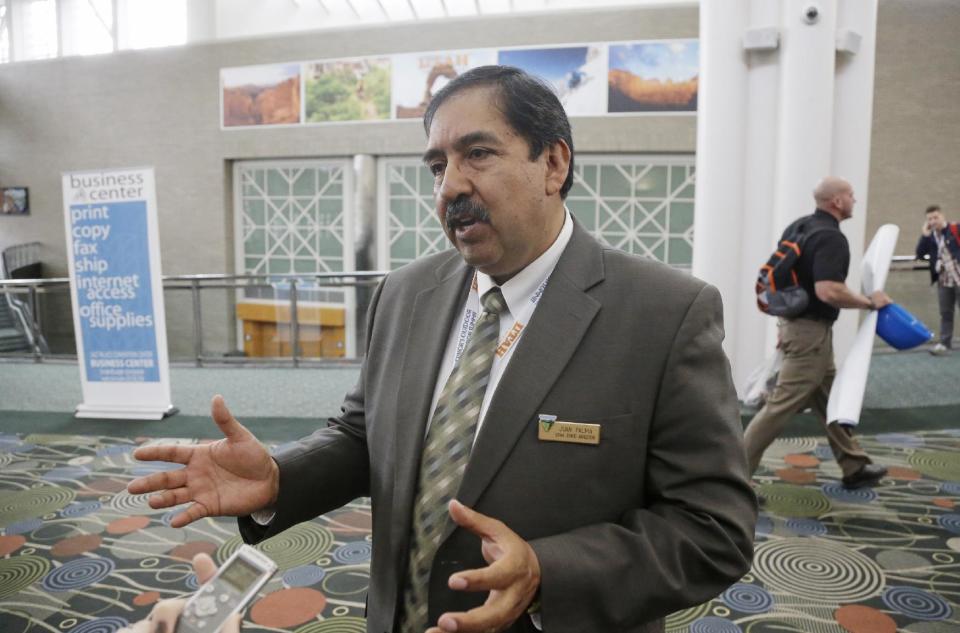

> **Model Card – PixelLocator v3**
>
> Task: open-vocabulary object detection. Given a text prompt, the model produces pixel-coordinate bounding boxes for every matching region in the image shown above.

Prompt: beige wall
[0,5,698,277]
[0,5,697,355]
[868,0,960,253]
[0,1,956,354]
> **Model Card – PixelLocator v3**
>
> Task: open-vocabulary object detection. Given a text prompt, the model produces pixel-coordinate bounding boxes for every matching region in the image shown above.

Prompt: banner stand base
[75,404,179,421]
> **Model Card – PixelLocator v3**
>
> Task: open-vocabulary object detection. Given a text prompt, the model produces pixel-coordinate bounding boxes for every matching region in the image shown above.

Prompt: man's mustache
[445,197,490,230]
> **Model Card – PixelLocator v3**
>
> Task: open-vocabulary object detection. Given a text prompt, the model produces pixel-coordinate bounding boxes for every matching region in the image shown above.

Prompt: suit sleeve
[916,234,935,260]
[528,284,756,631]
[239,278,384,544]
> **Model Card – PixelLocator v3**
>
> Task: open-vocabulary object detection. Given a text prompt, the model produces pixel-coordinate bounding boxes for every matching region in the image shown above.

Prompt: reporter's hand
[127,395,279,527]
[922,220,933,237]
[117,553,241,633]
[428,500,541,633]
[870,290,893,310]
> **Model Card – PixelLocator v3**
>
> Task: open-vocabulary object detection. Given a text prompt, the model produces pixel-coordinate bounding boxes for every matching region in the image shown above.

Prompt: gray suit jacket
[240,223,756,633]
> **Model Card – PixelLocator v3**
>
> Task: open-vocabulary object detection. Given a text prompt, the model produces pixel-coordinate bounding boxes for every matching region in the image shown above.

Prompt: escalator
[0,295,33,353]
[0,242,48,356]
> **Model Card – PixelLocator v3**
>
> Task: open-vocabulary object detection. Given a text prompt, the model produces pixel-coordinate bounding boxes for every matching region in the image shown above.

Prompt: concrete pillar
[831,0,879,362]
[186,0,217,44]
[692,0,750,372]
[352,154,378,353]
[737,0,784,378]
[694,0,879,395]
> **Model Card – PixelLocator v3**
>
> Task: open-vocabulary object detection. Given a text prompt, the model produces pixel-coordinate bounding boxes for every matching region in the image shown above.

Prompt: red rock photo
[224,76,301,126]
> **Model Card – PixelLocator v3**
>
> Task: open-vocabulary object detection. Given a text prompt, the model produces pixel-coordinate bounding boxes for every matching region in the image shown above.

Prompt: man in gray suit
[129,66,755,633]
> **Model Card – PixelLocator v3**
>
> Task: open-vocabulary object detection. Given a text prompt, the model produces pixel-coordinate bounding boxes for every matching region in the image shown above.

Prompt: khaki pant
[744,318,871,479]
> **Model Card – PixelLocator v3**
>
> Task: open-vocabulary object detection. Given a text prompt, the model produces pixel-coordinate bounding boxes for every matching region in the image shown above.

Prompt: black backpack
[755,221,827,317]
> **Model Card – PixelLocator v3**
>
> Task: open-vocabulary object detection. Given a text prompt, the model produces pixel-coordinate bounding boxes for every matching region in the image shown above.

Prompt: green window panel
[292,170,316,196]
[570,157,695,269]
[391,232,417,262]
[379,156,695,271]
[382,159,452,270]
[244,229,266,256]
[599,165,632,198]
[236,161,353,303]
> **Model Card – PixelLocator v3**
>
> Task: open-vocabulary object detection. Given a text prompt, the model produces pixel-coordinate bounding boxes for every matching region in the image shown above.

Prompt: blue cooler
[876,303,933,350]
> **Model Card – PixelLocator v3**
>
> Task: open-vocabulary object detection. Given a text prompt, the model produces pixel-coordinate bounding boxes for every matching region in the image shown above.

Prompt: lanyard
[452,273,550,364]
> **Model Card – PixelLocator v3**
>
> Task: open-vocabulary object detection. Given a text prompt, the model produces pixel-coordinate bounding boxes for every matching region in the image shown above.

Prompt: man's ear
[543,139,571,197]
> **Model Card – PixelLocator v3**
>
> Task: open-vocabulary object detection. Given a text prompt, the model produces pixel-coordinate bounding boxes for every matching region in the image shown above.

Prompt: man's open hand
[126,395,279,527]
[428,500,541,633]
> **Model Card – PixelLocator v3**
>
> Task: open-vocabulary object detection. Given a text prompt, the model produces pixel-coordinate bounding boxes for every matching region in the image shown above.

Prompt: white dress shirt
[426,210,573,440]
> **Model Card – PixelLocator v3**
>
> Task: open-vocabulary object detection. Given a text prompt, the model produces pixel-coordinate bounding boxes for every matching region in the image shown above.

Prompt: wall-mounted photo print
[608,41,699,113]
[222,63,302,127]
[0,187,29,215]
[392,49,496,119]
[498,46,605,116]
[305,57,391,123]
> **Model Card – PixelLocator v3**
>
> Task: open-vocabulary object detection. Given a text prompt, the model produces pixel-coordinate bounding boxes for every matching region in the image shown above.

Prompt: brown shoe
[842,464,887,489]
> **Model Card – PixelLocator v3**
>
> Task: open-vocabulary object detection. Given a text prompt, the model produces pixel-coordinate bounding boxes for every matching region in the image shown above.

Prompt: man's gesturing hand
[428,500,541,633]
[126,395,279,527]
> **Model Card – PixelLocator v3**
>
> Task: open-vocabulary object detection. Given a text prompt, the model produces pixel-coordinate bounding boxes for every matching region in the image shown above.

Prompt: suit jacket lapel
[390,253,472,557]
[451,222,605,525]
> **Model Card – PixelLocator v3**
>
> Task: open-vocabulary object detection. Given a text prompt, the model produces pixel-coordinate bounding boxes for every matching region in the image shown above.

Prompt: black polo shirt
[780,209,849,322]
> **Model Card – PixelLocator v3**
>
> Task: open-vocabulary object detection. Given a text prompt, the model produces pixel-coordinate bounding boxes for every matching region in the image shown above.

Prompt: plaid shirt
[937,230,960,288]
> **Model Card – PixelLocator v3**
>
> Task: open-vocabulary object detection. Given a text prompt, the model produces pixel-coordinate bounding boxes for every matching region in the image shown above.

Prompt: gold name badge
[537,415,601,445]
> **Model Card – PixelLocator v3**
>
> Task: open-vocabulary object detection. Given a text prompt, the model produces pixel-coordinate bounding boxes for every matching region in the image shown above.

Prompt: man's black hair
[926,205,941,215]
[423,65,575,199]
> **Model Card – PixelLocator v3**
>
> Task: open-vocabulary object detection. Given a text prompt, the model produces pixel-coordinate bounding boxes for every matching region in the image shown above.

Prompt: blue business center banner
[70,201,160,382]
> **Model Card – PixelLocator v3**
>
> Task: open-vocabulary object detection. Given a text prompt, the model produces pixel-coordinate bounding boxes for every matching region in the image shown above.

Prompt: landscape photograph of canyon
[222,63,302,127]
[608,40,699,113]
[392,49,496,119]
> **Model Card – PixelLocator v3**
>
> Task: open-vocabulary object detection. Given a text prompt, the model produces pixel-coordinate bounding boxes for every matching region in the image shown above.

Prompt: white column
[831,0,879,363]
[772,0,838,225]
[186,0,217,44]
[735,0,784,389]
[692,0,750,371]
[695,0,878,395]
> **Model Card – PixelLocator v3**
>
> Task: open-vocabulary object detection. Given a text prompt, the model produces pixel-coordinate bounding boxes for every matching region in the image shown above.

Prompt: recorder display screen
[220,557,261,592]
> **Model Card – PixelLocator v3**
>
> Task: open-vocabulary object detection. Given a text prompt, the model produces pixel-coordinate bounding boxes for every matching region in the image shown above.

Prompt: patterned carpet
[3,430,960,633]
[671,429,960,633]
[0,434,371,633]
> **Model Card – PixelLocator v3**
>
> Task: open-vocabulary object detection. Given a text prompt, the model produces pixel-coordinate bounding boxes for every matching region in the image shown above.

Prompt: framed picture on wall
[1,187,29,215]
[608,40,699,113]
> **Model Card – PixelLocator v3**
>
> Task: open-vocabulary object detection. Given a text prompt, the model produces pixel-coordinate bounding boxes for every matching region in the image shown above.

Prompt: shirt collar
[476,209,573,316]
[814,208,840,227]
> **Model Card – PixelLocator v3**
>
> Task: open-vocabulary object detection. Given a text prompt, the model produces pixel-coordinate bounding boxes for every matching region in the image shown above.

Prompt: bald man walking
[744,177,892,490]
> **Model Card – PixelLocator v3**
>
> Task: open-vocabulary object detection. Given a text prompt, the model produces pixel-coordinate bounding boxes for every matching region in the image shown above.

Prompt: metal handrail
[0,262,933,365]
[1,241,48,358]
[0,271,391,287]
[0,271,389,366]
[892,254,930,266]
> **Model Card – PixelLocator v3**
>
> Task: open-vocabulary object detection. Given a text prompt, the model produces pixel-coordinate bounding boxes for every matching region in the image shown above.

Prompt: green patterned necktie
[399,287,508,633]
